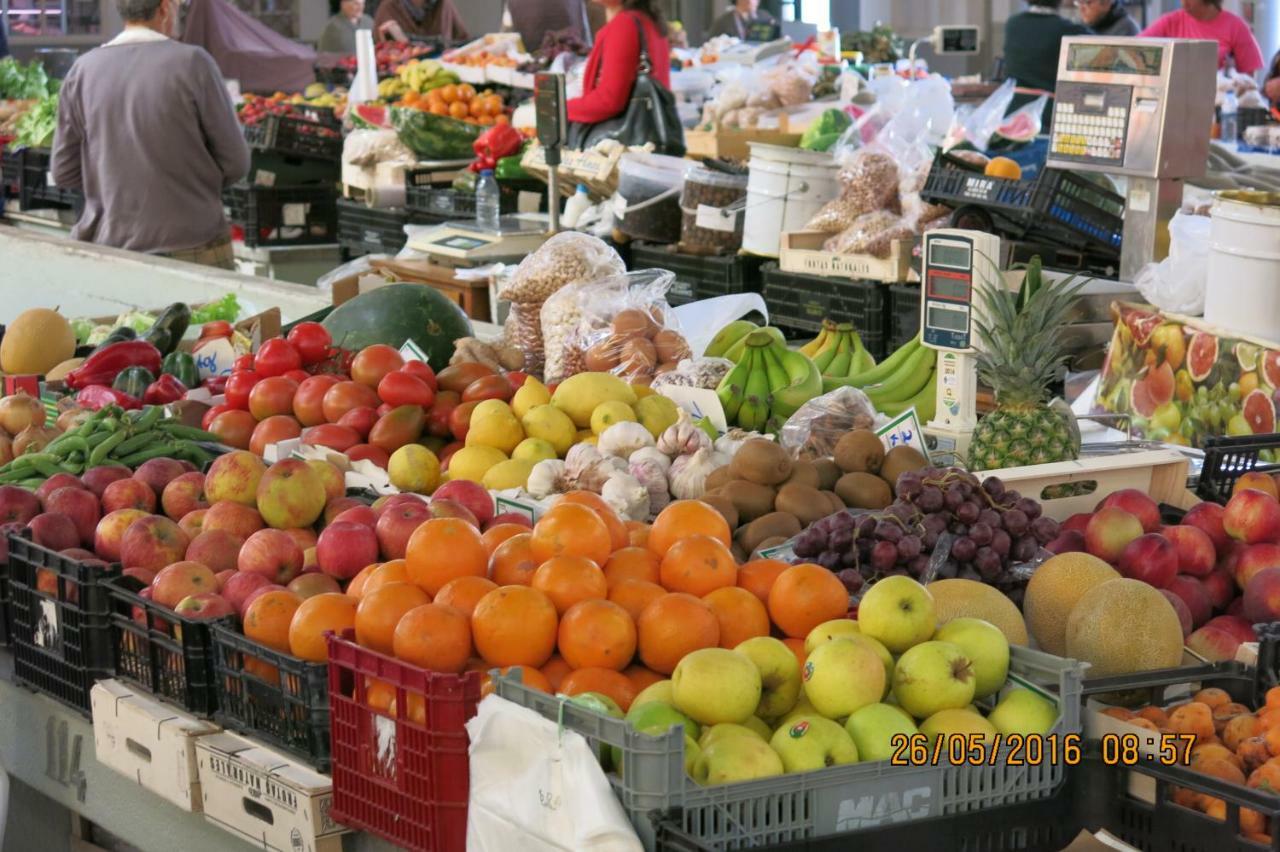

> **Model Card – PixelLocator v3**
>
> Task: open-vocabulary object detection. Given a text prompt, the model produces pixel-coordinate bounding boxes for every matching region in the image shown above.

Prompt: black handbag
[567,13,685,157]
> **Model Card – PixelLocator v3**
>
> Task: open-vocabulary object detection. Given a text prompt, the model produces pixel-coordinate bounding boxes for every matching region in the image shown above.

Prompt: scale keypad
[1048,81,1133,166]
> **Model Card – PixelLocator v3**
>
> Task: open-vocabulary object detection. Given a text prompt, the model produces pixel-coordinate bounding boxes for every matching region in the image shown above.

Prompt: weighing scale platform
[405,214,551,266]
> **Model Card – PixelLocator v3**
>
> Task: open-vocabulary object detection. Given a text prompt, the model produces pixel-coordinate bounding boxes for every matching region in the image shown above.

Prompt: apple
[429,498,479,528]
[0,485,41,524]
[690,735,783,785]
[1045,529,1086,554]
[615,700,700,774]
[1160,589,1193,637]
[120,516,190,571]
[214,569,235,593]
[1244,566,1280,624]
[1205,614,1257,643]
[44,486,100,546]
[133,458,187,495]
[285,527,318,550]
[1167,575,1213,626]
[372,493,425,518]
[306,459,346,504]
[122,565,159,586]
[1202,569,1236,610]
[302,546,318,572]
[237,528,304,585]
[891,641,976,720]
[1235,471,1279,499]
[178,508,208,539]
[698,722,765,750]
[287,572,341,599]
[375,500,432,560]
[733,636,801,722]
[1224,489,1280,544]
[801,637,885,719]
[1062,513,1092,534]
[174,592,235,620]
[671,647,761,726]
[203,501,265,541]
[204,451,267,507]
[1183,502,1231,553]
[1163,524,1217,577]
[1186,624,1242,662]
[333,505,378,530]
[184,529,242,574]
[1098,489,1161,533]
[769,715,859,772]
[802,618,860,656]
[27,513,79,551]
[919,708,997,745]
[36,473,84,507]
[324,497,364,525]
[222,571,274,618]
[856,575,936,653]
[81,465,132,499]
[844,703,919,763]
[987,688,1058,737]
[93,508,150,561]
[432,480,494,526]
[161,472,208,521]
[1084,508,1144,563]
[256,458,326,530]
[151,560,218,608]
[316,521,379,580]
[1118,533,1178,589]
[933,617,1009,699]
[486,512,533,530]
[241,583,287,614]
[1233,543,1280,589]
[632,680,674,710]
[102,478,156,514]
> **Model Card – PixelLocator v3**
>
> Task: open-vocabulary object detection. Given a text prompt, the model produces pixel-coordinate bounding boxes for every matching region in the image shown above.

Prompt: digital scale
[907,24,982,68]
[405,215,551,265]
[716,37,792,66]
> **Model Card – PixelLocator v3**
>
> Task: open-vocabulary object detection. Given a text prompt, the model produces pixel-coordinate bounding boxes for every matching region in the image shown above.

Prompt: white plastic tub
[742,143,840,258]
[1205,190,1280,342]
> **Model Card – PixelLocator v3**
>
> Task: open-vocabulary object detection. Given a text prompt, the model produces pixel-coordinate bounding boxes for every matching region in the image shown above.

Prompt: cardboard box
[91,679,221,813]
[685,126,804,161]
[778,230,916,284]
[197,731,346,852]
[329,257,491,321]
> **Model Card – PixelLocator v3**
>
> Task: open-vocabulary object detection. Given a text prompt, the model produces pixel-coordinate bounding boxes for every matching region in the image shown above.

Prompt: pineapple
[967,257,1085,471]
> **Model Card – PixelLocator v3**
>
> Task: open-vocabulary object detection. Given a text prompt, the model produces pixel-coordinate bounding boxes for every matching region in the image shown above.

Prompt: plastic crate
[630,244,765,307]
[760,262,889,360]
[224,182,339,248]
[337,198,440,258]
[7,532,116,716]
[314,65,354,87]
[103,573,220,717]
[17,146,83,213]
[1237,106,1273,134]
[887,283,921,353]
[497,645,1084,851]
[1194,433,1280,505]
[211,620,331,770]
[326,631,482,852]
[242,112,343,161]
[403,170,546,218]
[1,146,20,199]
[0,560,11,648]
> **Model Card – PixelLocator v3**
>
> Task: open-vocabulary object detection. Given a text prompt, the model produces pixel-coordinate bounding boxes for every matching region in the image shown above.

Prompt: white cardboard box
[91,679,221,813]
[197,731,346,852]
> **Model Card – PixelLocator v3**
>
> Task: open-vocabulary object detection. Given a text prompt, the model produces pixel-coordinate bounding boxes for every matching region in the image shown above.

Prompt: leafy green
[0,58,55,100]
[118,311,156,333]
[85,325,114,346]
[15,93,59,148]
[191,294,240,323]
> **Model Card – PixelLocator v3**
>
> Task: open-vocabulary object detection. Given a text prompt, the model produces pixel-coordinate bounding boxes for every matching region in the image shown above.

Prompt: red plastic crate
[326,631,482,852]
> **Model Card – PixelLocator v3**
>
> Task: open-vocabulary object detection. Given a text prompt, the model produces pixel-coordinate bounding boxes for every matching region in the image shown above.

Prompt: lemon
[551,373,638,428]
[634,394,680,438]
[575,429,597,446]
[388,444,441,494]
[632,384,654,399]
[465,412,524,455]
[482,458,535,490]
[447,446,508,483]
[472,399,514,422]
[591,400,637,435]
[511,377,551,420]
[521,404,577,456]
[512,437,557,463]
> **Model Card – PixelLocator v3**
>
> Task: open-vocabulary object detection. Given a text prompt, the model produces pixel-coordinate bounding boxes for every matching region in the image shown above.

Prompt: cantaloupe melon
[1,309,76,376]
[1064,578,1184,678]
[928,578,1028,645]
[1023,552,1119,655]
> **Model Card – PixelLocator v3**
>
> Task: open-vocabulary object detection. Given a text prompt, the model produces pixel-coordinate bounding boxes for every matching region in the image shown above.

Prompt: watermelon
[351,103,388,130]
[321,283,473,369]
[391,106,483,160]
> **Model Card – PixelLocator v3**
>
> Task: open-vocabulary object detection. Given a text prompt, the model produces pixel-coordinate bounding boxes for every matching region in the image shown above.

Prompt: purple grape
[923,513,949,534]
[975,547,1002,579]
[871,540,899,572]
[875,521,904,543]
[793,529,824,558]
[982,477,1006,500]
[955,501,981,525]
[917,486,944,513]
[1003,508,1029,537]
[837,569,864,594]
[990,528,1012,558]
[1016,498,1042,520]
[969,522,993,547]
[886,503,916,524]
[922,530,939,550]
[831,529,854,553]
[856,516,878,538]
[907,554,931,576]
[897,472,924,500]
[817,551,842,571]
[978,508,1003,528]
[841,550,857,568]
[949,522,969,537]
[951,536,978,562]
[944,486,965,511]
[1030,515,1060,545]
[897,534,923,560]
[1012,535,1039,562]
[832,512,857,533]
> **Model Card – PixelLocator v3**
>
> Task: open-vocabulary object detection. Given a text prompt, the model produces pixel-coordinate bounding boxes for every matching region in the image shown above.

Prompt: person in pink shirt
[1140,0,1264,74]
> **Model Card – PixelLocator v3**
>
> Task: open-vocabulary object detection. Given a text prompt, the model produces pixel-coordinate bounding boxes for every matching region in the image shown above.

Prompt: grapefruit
[1263,351,1280,389]
[1124,309,1161,348]
[995,111,1039,142]
[1186,333,1218,382]
[1242,389,1276,435]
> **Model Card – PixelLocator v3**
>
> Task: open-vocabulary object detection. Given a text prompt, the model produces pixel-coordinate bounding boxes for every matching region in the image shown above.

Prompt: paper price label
[612,194,629,218]
[876,408,929,458]
[495,496,541,522]
[657,386,727,433]
[399,339,430,365]
[282,203,308,226]
[696,204,739,233]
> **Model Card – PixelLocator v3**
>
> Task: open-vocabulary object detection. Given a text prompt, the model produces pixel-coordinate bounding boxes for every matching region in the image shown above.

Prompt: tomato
[302,424,361,452]
[345,443,390,469]
[209,409,257,449]
[437,363,495,394]
[224,371,261,410]
[438,441,464,471]
[248,376,299,421]
[254,339,303,377]
[336,406,378,440]
[368,405,426,452]
[449,400,480,442]
[399,360,437,392]
[201,321,234,339]
[461,374,514,403]
[202,403,234,431]
[505,371,530,389]
[286,322,333,366]
[283,369,310,384]
[426,390,460,438]
[350,344,405,388]
[250,415,302,456]
[377,371,435,408]
[233,354,255,373]
[321,380,381,423]
[293,374,341,426]
[376,402,393,417]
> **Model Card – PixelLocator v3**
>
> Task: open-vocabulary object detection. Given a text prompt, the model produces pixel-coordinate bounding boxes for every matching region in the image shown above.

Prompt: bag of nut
[804,150,901,234]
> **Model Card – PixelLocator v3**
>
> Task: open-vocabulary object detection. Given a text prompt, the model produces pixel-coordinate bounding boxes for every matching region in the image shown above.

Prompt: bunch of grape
[791,467,1060,605]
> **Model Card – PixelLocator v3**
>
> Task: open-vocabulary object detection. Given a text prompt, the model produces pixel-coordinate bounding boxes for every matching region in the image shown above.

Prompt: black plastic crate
[17,146,83,213]
[247,150,339,187]
[211,620,330,770]
[631,243,765,307]
[404,169,545,218]
[7,532,116,716]
[224,182,339,248]
[888,283,920,353]
[336,198,441,258]
[1195,433,1280,505]
[104,574,220,717]
[760,262,889,360]
[1,146,20,199]
[0,560,11,648]
[242,112,343,161]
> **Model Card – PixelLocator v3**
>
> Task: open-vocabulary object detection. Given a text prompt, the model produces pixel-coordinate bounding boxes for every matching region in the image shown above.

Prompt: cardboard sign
[495,495,543,522]
[876,408,928,458]
[657,386,727,433]
[398,339,430,366]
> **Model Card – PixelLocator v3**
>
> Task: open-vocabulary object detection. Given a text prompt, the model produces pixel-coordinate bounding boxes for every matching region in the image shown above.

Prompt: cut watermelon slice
[995,111,1039,142]
[351,103,388,130]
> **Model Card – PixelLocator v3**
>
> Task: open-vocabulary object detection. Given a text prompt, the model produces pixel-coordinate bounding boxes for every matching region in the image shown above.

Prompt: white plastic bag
[466,695,642,852]
[1135,211,1212,314]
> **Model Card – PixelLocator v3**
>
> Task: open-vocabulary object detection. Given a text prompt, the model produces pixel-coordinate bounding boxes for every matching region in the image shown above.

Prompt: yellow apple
[691,736,784,785]
[673,648,761,726]
[857,575,936,653]
[735,636,801,722]
[801,638,885,720]
[804,618,860,655]
[770,715,859,772]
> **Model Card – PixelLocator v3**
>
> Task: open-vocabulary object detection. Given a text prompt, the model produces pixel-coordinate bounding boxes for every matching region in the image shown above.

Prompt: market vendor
[318,0,374,54]
[1003,0,1089,93]
[707,0,777,42]
[505,0,592,52]
[566,0,671,126]
[49,0,249,268]
[1140,0,1263,74]
[373,0,468,46]
[1075,0,1139,36]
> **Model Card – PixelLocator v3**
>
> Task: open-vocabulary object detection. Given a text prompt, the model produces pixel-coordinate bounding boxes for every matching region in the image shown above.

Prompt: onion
[13,424,58,457]
[0,392,45,436]
[56,407,92,433]
[0,432,11,466]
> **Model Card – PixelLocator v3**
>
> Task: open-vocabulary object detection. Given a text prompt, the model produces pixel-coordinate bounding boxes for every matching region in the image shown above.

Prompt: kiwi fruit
[835,472,893,510]
[704,465,735,493]
[728,481,777,523]
[753,536,790,558]
[880,446,929,494]
[834,430,885,474]
[730,439,794,486]
[737,512,802,554]
[813,457,842,490]
[731,542,749,563]
[783,459,820,489]
[822,490,847,514]
[701,493,740,531]
[775,483,829,526]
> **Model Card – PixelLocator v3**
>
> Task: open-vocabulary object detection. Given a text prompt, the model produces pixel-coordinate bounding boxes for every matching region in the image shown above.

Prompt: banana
[769,344,824,420]
[705,320,758,359]
[879,369,937,421]
[863,344,936,406]
[827,335,922,390]
[800,321,834,358]
[812,330,842,373]
[716,349,754,422]
[737,394,771,432]
[848,333,877,377]
[826,333,853,377]
[743,344,772,404]
[759,345,789,393]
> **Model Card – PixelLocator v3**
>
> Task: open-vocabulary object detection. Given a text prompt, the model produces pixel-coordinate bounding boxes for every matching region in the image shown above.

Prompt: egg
[653,329,690,364]
[620,337,657,373]
[612,309,654,339]
[584,339,621,372]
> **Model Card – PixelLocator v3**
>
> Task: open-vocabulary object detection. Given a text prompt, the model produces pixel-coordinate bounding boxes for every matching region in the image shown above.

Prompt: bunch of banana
[822,335,938,421]
[716,331,823,433]
[378,77,409,99]
[804,320,877,380]
[398,59,459,94]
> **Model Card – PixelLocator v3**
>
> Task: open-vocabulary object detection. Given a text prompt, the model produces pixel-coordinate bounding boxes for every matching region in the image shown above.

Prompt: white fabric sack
[1135,210,1212,315]
[466,694,643,852]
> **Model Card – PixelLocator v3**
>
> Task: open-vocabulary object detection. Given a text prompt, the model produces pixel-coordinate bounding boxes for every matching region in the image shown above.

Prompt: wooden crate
[685,126,803,161]
[778,230,916,283]
[520,143,624,199]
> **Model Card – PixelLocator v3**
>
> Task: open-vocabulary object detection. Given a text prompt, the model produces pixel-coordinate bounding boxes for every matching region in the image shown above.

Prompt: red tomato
[399,360,438,392]
[426,390,460,438]
[248,376,299,421]
[201,321,234,339]
[233,354,255,373]
[504,371,530,389]
[438,441,464,471]
[376,402,393,417]
[286,322,333,366]
[224,371,261,410]
[293,374,340,426]
[449,400,480,442]
[250,415,302,456]
[254,339,303,377]
[377,371,435,408]
[209,409,257,449]
[302,424,361,452]
[461,375,514,403]
[283,369,310,384]
[336,406,378,440]
[202,403,234,431]
[321,381,381,423]
[345,444,390,469]
[350,344,404,388]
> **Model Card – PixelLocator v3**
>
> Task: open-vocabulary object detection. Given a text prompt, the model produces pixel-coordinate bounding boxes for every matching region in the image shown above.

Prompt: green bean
[50,436,90,460]
[85,430,115,449]
[16,478,44,490]
[159,423,220,442]
[115,444,178,467]
[133,406,163,431]
[29,456,75,478]
[90,431,129,466]
[110,431,158,458]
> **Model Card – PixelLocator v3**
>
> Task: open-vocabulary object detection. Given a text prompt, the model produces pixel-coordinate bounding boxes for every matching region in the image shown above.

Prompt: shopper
[566,0,671,126]
[49,0,249,268]
[506,0,592,53]
[373,0,468,46]
[708,0,777,41]
[318,0,374,53]
[1075,0,1139,36]
[1140,0,1263,74]
[1004,0,1089,93]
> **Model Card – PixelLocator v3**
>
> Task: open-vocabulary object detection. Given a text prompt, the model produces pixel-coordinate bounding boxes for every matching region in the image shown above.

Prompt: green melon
[321,283,472,369]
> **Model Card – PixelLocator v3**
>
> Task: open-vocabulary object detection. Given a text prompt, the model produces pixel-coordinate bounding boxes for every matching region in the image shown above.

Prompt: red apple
[1163,524,1216,577]
[133,458,188,496]
[0,485,41,525]
[1182,502,1231,554]
[238,529,304,585]
[1224,489,1280,544]
[0,520,24,564]
[375,500,432,560]
[27,513,79,551]
[1045,529,1085,555]
[333,505,377,530]
[316,521,378,580]
[174,592,235,620]
[120,516,191,572]
[223,571,275,618]
[214,569,235,593]
[429,498,479,528]
[1228,596,1246,617]
[44,486,100,547]
[307,460,345,503]
[122,565,158,586]
[1187,624,1242,662]
[287,572,341,599]
[94,508,150,562]
[1061,512,1093,534]
[81,465,132,499]
[185,529,244,574]
[485,512,533,531]
[372,493,426,518]
[302,547,318,572]
[431,480,494,526]
[161,472,208,521]
[151,560,217,608]
[1202,569,1236,611]
[1098,489,1161,533]
[36,473,84,508]
[178,508,209,539]
[1244,566,1280,624]
[1160,589,1193,638]
[284,528,318,552]
[1232,543,1280,589]
[1084,507,1144,564]
[1166,575,1213,627]
[255,458,327,530]
[1205,614,1258,644]
[324,497,365,526]
[204,450,268,507]
[102,478,157,514]
[204,501,265,541]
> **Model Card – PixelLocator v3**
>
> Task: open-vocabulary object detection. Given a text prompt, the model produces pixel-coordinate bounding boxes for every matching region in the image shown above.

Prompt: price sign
[876,408,929,458]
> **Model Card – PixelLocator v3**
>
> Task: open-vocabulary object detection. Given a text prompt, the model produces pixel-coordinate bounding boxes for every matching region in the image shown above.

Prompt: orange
[439,84,458,104]
[489,532,538,585]
[484,94,503,116]
[557,599,637,671]
[1194,688,1233,709]
[471,585,559,667]
[647,500,731,558]
[434,575,498,619]
[469,99,486,118]
[556,491,629,552]
[245,589,303,653]
[624,664,665,693]
[1135,706,1169,728]
[1226,714,1261,752]
[429,101,449,117]
[482,523,528,556]
[494,114,511,126]
[625,521,650,547]
[345,563,380,598]
[1266,686,1280,710]
[609,579,666,622]
[636,592,719,675]
[287,593,357,662]
[355,582,432,654]
[365,677,395,715]
[390,692,427,725]
[362,559,410,596]
[703,586,770,649]
[540,654,573,690]
[660,535,737,596]
[984,156,1022,180]
[530,503,612,565]
[406,517,488,596]
[559,667,638,711]
[532,555,608,615]
[481,665,553,699]
[737,559,790,603]
[767,563,851,639]
[448,101,469,120]
[392,603,472,673]
[603,546,660,588]
[1168,702,1216,745]
[782,637,807,667]
[1250,758,1280,791]
[456,83,476,100]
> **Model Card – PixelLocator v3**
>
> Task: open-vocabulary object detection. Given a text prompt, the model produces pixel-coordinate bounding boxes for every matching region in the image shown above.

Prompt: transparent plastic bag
[1135,210,1211,314]
[960,77,1016,152]
[498,232,625,305]
[804,150,900,233]
[650,356,734,391]
[823,210,916,258]
[504,303,547,376]
[779,386,879,459]
[995,93,1048,141]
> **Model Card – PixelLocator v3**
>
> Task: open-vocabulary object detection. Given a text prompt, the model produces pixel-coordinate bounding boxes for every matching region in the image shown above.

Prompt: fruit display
[375,57,460,102]
[325,41,434,78]
[819,334,937,422]
[236,93,344,134]
[711,325,822,434]
[396,83,507,126]
[802,321,876,381]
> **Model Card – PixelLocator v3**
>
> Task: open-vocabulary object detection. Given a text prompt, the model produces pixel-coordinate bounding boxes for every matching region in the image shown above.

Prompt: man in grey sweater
[51,0,249,268]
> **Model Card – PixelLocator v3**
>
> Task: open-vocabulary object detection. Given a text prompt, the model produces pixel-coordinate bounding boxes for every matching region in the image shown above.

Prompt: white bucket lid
[747,142,836,167]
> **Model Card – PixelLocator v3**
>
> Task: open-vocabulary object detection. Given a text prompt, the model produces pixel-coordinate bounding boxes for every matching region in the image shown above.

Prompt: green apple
[847,634,894,698]
[988,688,1058,736]
[777,692,821,730]
[743,716,772,740]
[632,679,674,709]
[735,636,801,721]
[770,715,859,773]
[933,617,1009,699]
[699,722,765,750]
[613,701,699,774]
[569,692,623,769]
[803,618,860,655]
[857,575,936,653]
[673,648,762,725]
[691,736,784,785]
[844,702,919,763]
[919,708,997,745]
[682,734,701,776]
[891,641,976,720]
[801,637,884,720]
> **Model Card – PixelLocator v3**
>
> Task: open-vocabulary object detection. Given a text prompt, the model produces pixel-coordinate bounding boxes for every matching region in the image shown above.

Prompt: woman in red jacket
[567,0,671,127]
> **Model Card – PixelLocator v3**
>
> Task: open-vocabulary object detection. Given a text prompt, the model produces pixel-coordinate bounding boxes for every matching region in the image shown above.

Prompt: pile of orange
[400,84,509,126]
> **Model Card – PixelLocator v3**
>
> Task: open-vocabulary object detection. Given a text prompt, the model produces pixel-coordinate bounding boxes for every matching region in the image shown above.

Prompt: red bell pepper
[202,375,229,394]
[66,340,163,390]
[143,374,187,406]
[76,385,142,410]
[470,124,522,172]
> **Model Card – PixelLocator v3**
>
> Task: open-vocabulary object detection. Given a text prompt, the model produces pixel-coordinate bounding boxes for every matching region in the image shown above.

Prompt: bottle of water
[475,169,500,229]
[1221,90,1239,145]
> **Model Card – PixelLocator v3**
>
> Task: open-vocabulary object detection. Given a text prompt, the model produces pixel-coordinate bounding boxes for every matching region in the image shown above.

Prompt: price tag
[254,169,277,187]
[696,204,739,233]
[657,386,727,433]
[495,496,542,522]
[876,408,929,457]
[757,541,795,562]
[399,339,430,366]
[282,203,308,226]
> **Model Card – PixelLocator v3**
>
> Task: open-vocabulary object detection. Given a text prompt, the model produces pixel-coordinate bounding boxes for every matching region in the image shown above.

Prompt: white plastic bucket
[1205,191,1280,342]
[742,143,840,258]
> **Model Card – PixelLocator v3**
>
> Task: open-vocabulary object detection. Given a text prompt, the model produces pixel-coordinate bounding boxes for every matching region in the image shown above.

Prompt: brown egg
[654,361,679,375]
[612,309,653,339]
[653,329,690,364]
[584,339,621,372]
[620,337,657,371]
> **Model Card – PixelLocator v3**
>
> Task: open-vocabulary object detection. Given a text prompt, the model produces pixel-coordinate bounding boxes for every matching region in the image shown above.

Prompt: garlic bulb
[656,411,711,457]
[669,447,720,500]
[527,459,568,499]
[629,446,672,473]
[602,471,650,521]
[629,459,670,517]
[564,443,604,478]
[598,421,655,458]
[714,429,755,458]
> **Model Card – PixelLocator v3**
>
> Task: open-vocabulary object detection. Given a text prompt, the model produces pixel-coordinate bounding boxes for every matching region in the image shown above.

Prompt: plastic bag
[779,386,879,458]
[823,210,915,258]
[505,303,547,376]
[315,254,388,293]
[993,93,1047,143]
[499,232,625,305]
[957,77,1016,152]
[341,128,414,167]
[650,356,734,391]
[804,150,900,233]
[1134,210,1211,314]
